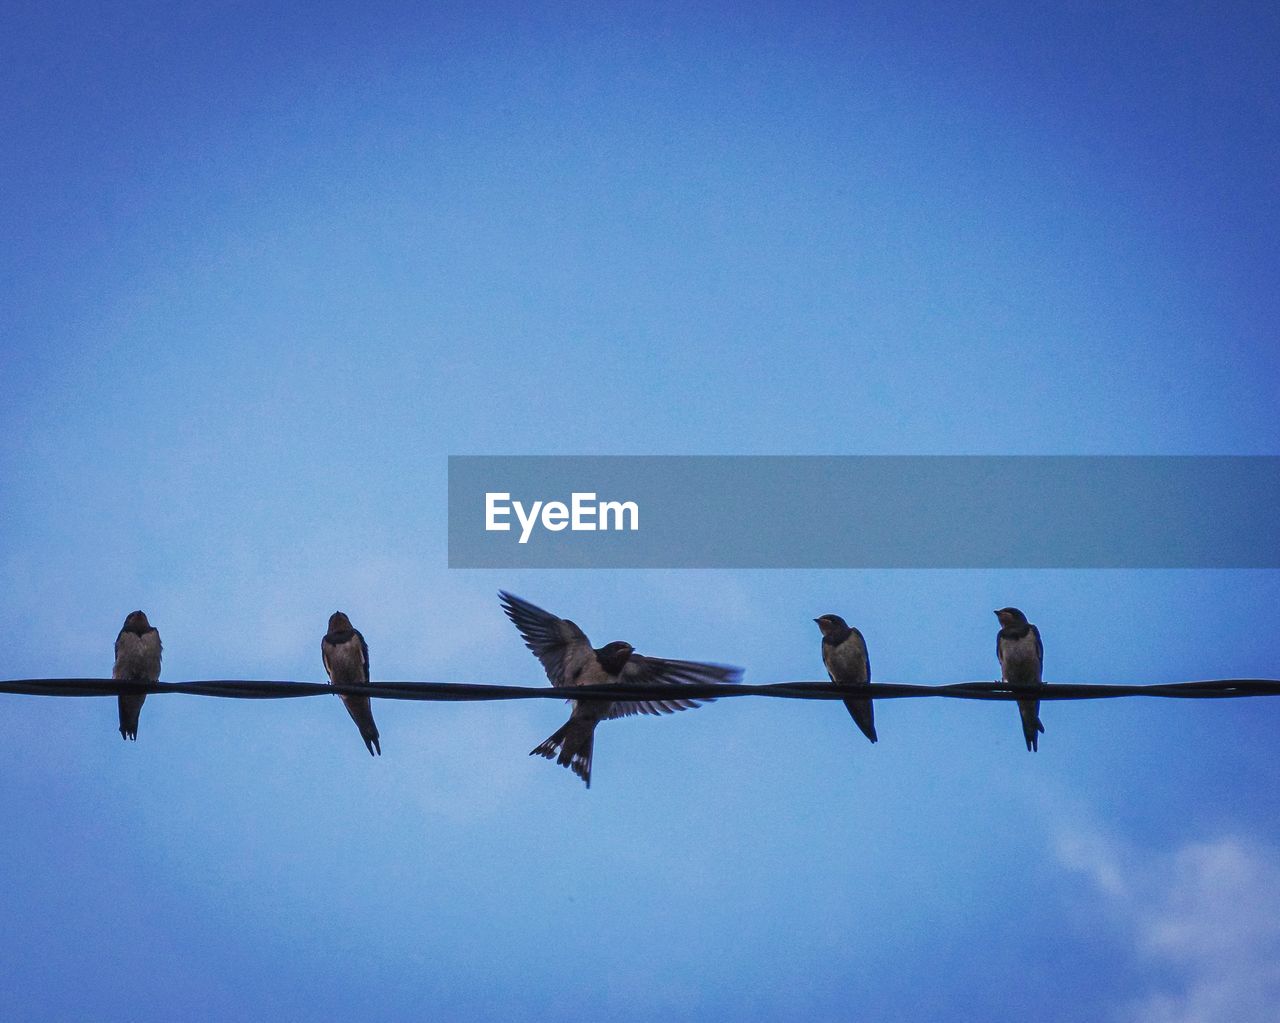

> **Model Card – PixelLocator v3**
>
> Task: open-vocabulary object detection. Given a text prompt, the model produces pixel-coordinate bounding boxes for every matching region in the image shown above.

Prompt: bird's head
[328,611,353,633]
[123,610,151,631]
[596,641,635,674]
[813,613,848,637]
[994,607,1028,628]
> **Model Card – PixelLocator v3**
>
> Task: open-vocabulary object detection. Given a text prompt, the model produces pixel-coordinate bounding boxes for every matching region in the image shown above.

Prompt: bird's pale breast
[566,658,617,720]
[999,632,1042,685]
[824,633,869,685]
[113,631,161,681]
[324,638,367,684]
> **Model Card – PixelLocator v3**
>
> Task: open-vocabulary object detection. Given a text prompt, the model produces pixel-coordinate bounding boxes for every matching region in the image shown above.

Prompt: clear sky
[2,2,1279,1020]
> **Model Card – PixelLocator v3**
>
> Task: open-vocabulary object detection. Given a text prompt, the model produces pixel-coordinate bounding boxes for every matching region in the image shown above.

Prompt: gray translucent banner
[447,456,1280,568]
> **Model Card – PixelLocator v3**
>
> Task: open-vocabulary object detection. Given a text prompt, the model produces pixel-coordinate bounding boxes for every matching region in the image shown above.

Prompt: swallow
[995,606,1045,752]
[113,610,161,741]
[814,614,877,744]
[499,591,742,788]
[321,611,381,756]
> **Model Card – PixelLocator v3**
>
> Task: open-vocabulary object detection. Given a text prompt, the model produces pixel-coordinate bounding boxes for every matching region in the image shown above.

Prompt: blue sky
[2,2,1279,1020]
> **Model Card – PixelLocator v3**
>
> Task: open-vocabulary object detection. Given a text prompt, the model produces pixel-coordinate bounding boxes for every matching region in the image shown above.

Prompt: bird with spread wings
[499,591,742,788]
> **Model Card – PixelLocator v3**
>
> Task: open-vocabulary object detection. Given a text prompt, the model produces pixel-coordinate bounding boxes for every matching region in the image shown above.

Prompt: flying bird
[814,614,877,744]
[995,606,1045,752]
[114,610,161,741]
[499,591,742,788]
[321,611,381,756]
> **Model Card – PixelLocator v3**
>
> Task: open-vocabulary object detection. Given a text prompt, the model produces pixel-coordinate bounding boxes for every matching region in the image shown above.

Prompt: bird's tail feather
[531,721,594,788]
[341,694,382,756]
[1019,699,1044,753]
[118,693,145,741]
[843,698,878,744]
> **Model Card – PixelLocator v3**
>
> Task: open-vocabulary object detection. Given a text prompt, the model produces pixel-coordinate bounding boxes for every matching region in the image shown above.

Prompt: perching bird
[499,591,742,788]
[114,610,161,741]
[814,614,877,744]
[321,611,381,756]
[995,607,1045,752]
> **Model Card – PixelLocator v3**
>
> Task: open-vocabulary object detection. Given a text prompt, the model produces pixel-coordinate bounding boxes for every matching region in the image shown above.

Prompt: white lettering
[599,499,639,531]
[485,493,511,531]
[572,492,597,531]
[514,500,543,544]
[542,502,569,531]
[490,492,638,543]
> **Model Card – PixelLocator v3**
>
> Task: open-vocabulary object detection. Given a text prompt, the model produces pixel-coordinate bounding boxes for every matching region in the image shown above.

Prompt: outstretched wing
[607,654,743,719]
[499,591,594,687]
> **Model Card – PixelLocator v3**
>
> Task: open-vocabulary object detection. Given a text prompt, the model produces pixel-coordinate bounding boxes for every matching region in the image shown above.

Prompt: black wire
[2,678,1278,702]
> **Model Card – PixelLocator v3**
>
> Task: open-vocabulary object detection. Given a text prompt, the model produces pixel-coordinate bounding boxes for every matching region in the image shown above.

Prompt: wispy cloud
[1056,827,1280,1023]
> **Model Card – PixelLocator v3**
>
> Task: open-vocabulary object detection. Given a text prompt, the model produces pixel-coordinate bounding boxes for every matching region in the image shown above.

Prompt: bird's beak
[813,618,821,624]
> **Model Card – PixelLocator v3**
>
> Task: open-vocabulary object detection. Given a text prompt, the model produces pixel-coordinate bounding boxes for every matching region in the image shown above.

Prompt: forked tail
[118,693,146,741]
[1018,698,1045,753]
[341,694,382,756]
[843,697,878,744]
[531,720,595,788]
